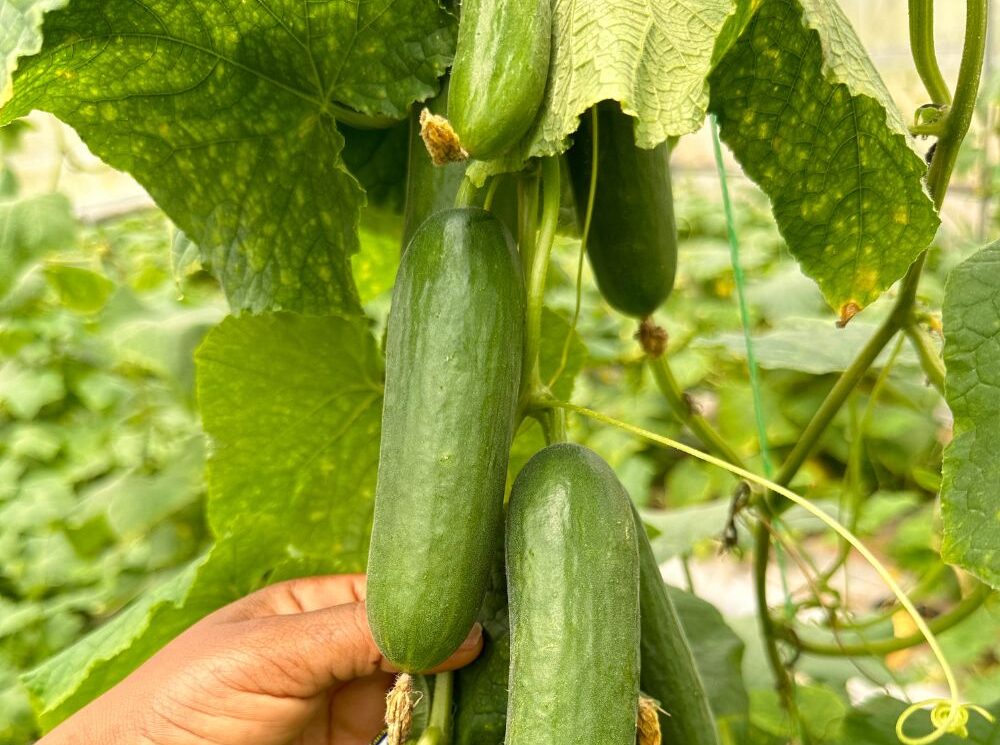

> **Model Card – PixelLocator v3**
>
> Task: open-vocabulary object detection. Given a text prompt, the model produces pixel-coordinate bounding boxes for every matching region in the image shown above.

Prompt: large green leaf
[197,312,382,548]
[669,586,750,741]
[23,312,383,729]
[709,0,939,320]
[941,242,1000,589]
[1,0,454,313]
[469,0,735,181]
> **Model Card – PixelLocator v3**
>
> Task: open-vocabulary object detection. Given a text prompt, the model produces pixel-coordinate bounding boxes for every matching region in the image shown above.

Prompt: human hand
[40,574,482,745]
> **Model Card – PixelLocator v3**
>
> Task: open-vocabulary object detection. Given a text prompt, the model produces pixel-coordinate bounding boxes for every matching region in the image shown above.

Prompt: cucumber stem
[454,176,479,208]
[549,106,599,390]
[648,352,747,470]
[523,157,561,395]
[909,0,953,104]
[905,322,946,393]
[776,582,992,657]
[425,672,453,745]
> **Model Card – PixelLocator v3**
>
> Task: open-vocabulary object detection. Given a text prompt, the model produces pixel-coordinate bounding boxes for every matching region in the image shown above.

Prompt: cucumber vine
[502,2,996,743]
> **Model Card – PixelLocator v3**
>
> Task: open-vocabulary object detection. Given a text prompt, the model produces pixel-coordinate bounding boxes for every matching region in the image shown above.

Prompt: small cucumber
[448,0,551,159]
[505,443,639,745]
[632,504,720,745]
[453,542,509,745]
[402,80,468,249]
[567,101,679,318]
[367,208,524,671]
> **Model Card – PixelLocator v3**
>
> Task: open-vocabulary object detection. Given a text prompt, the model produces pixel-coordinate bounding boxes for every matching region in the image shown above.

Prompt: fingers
[212,574,368,623]
[227,601,484,699]
[327,672,396,745]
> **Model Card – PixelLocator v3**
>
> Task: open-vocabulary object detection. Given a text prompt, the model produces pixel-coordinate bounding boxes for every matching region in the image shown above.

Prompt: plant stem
[905,322,946,393]
[648,354,747,469]
[455,176,479,208]
[780,582,992,657]
[426,672,453,744]
[523,157,561,394]
[749,2,988,729]
[909,0,953,104]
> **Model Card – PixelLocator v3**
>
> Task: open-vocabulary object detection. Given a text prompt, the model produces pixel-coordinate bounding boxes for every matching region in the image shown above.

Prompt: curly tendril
[896,699,995,745]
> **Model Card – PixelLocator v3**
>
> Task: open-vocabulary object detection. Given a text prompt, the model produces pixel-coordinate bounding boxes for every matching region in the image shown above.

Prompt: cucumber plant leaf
[197,312,382,546]
[709,0,939,321]
[941,242,1000,589]
[469,0,735,181]
[668,586,750,741]
[0,0,67,105]
[0,0,454,314]
[22,312,383,729]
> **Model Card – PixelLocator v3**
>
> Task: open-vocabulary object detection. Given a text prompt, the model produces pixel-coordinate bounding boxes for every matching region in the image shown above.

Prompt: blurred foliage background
[3,5,1000,739]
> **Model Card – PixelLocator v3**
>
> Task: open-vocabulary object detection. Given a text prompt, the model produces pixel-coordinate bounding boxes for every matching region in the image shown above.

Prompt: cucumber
[367,208,524,671]
[448,0,551,159]
[453,542,509,745]
[632,504,720,745]
[567,101,679,318]
[402,80,468,249]
[505,443,640,745]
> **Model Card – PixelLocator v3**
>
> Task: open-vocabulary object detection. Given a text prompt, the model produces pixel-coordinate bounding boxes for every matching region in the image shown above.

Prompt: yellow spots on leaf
[893,205,910,225]
[158,122,171,138]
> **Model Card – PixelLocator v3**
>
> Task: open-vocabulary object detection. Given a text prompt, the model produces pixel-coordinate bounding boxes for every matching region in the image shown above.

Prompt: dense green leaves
[469,0,734,180]
[709,0,939,319]
[0,193,76,296]
[1,0,454,314]
[942,241,1000,589]
[23,312,384,729]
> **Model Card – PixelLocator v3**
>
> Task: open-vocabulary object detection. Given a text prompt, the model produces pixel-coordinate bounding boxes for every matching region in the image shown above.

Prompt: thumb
[228,601,483,697]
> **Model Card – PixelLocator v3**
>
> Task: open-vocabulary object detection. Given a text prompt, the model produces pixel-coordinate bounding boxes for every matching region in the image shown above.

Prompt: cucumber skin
[367,208,524,672]
[505,443,640,745]
[453,542,509,745]
[567,101,679,318]
[448,0,551,159]
[402,80,468,249]
[632,504,721,745]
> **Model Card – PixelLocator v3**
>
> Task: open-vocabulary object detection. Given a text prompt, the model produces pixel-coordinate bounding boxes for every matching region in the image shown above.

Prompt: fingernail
[459,624,483,650]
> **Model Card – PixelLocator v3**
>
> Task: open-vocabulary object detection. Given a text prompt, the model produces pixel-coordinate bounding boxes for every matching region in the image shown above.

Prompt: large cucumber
[505,443,639,744]
[567,101,679,318]
[453,542,509,745]
[632,504,721,745]
[402,80,468,249]
[448,0,551,159]
[367,208,524,671]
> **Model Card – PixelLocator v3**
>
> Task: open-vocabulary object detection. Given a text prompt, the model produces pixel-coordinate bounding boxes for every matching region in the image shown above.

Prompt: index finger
[212,574,369,623]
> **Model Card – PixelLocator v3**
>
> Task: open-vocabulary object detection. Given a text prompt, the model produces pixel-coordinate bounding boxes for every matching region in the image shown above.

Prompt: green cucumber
[453,542,509,745]
[448,0,551,159]
[567,101,679,318]
[402,80,468,249]
[505,443,640,744]
[367,208,524,671]
[632,504,720,745]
